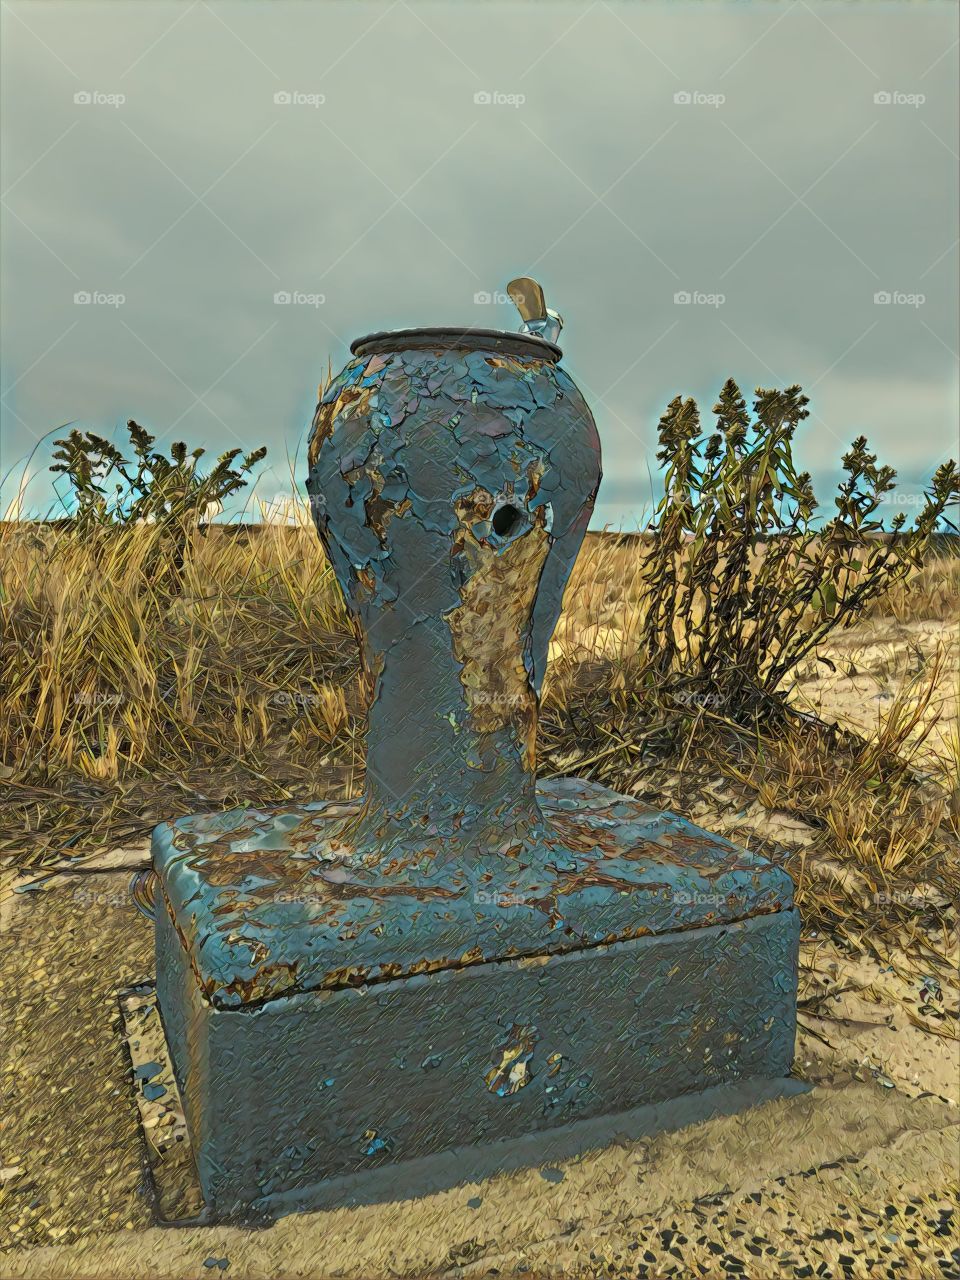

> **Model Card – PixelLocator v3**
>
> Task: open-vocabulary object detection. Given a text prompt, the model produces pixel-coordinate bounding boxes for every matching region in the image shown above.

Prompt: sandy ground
[552,611,958,772]
[788,619,959,770]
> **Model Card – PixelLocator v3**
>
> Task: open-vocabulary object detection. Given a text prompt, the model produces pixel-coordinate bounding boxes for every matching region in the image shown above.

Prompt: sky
[2,0,957,528]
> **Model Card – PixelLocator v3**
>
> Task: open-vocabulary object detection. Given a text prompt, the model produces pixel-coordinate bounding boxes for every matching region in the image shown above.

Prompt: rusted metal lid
[351,327,563,361]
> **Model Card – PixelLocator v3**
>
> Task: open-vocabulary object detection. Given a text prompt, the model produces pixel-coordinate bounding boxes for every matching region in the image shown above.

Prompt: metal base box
[153,777,799,1219]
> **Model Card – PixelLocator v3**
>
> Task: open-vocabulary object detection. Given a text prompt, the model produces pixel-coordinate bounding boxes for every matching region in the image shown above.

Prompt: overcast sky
[2,0,957,527]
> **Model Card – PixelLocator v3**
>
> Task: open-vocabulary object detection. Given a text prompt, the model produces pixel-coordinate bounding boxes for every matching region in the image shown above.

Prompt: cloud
[2,0,956,523]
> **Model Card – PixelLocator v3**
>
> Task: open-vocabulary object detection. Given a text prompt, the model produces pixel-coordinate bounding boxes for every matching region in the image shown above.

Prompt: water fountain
[148,280,799,1219]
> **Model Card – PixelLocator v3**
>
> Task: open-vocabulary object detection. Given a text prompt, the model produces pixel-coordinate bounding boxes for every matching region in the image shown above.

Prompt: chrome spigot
[506,276,563,346]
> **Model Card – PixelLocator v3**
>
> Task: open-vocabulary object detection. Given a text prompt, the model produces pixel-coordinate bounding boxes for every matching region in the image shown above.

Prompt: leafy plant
[51,420,267,532]
[637,378,959,722]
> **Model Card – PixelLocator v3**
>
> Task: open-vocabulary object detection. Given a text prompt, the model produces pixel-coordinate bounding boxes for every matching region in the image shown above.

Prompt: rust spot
[307,400,336,469]
[307,356,387,470]
[355,565,377,595]
[363,474,407,546]
[445,489,550,767]
[483,355,536,377]
[217,960,301,1006]
[484,1023,538,1096]
[322,964,369,988]
[525,459,545,501]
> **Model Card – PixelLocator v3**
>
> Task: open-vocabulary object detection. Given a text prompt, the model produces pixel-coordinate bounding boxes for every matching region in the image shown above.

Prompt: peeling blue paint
[152,321,799,1220]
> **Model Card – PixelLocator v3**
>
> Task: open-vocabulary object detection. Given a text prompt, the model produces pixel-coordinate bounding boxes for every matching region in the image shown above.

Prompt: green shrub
[638,378,958,721]
[51,420,267,532]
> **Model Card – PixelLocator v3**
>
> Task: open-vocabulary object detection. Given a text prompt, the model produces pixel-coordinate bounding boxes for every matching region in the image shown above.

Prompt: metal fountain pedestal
[149,309,800,1221]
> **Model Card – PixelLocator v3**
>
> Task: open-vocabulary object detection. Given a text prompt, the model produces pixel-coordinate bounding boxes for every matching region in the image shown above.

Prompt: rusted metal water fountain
[147,280,800,1220]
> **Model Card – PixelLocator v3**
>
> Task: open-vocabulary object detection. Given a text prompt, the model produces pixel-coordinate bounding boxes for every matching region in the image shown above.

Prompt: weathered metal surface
[151,317,799,1217]
[125,995,809,1228]
[304,330,600,849]
[347,327,563,361]
[150,327,786,1009]
[156,899,800,1218]
[153,776,792,1008]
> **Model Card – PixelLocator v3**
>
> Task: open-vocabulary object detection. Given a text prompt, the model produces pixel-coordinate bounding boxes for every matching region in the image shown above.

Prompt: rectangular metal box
[155,840,799,1218]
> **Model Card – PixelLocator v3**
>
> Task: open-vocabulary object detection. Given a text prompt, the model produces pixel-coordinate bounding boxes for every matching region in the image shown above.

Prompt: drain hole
[491,503,524,538]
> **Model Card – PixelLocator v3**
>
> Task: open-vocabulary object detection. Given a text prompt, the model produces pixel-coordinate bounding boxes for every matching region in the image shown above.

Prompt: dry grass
[860,549,960,623]
[0,516,355,778]
[1,515,957,986]
[0,514,359,864]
